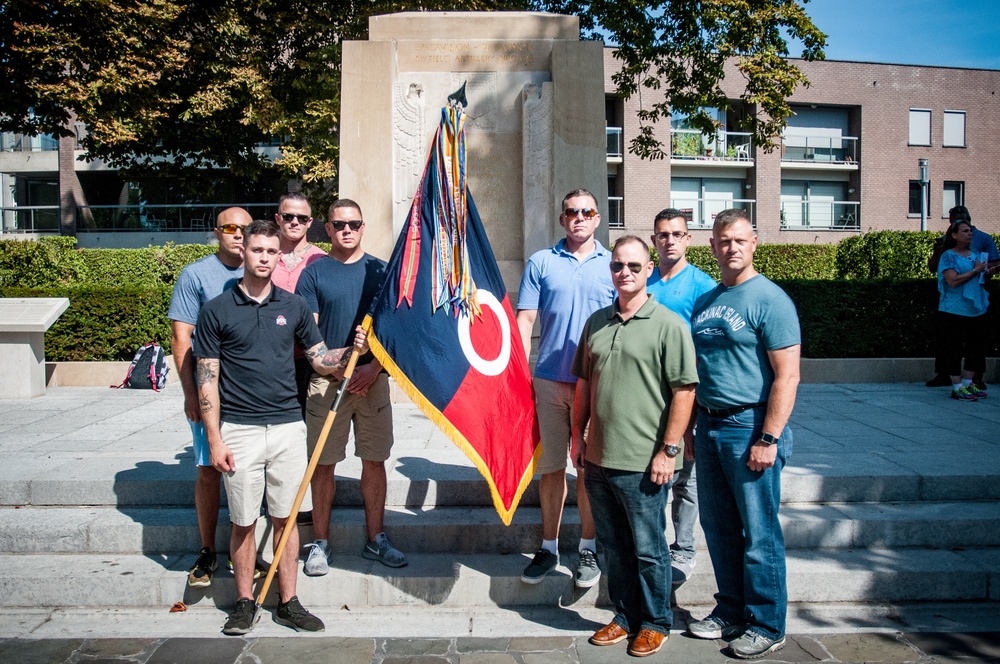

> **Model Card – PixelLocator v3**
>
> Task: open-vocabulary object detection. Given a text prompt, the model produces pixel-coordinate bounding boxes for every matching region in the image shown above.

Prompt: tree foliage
[537,0,826,158]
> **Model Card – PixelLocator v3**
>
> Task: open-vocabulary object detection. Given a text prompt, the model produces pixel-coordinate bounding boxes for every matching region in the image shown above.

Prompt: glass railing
[607,196,624,228]
[0,206,61,233]
[668,198,756,229]
[780,201,860,230]
[670,129,752,161]
[1,132,59,152]
[607,127,623,158]
[781,135,858,164]
[76,203,277,232]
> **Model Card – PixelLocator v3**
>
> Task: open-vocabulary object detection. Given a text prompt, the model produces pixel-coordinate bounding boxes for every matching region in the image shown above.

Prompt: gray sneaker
[575,549,601,588]
[728,631,785,659]
[303,539,330,576]
[670,550,695,585]
[520,549,558,584]
[687,615,744,640]
[362,532,407,568]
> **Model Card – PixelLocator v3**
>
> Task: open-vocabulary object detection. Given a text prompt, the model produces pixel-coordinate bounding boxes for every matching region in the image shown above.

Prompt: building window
[780,180,856,229]
[942,181,965,216]
[909,180,930,216]
[670,177,751,228]
[909,109,931,146]
[943,110,966,147]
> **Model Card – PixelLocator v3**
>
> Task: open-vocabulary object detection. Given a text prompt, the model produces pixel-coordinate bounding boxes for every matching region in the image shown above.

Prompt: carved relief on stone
[452,73,498,132]
[392,81,425,208]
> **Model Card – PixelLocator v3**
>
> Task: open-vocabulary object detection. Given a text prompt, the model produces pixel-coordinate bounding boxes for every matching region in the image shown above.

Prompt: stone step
[0,548,996,609]
[3,500,999,556]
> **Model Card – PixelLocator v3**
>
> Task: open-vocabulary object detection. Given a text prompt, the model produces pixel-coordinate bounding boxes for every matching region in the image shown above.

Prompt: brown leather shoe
[589,621,629,646]
[628,629,667,657]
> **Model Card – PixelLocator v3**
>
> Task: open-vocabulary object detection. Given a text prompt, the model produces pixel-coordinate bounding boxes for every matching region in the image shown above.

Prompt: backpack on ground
[115,343,170,391]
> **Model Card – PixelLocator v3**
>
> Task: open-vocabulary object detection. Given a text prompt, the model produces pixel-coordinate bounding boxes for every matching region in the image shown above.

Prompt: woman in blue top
[936,220,993,401]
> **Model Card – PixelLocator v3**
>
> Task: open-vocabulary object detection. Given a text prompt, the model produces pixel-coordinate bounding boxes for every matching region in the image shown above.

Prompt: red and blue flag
[364,103,539,525]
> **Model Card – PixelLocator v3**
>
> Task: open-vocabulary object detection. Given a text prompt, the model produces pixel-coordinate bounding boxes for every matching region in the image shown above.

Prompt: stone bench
[0,297,69,398]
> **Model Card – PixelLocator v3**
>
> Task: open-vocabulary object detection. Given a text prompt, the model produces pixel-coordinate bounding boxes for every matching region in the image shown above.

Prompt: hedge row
[6,281,996,362]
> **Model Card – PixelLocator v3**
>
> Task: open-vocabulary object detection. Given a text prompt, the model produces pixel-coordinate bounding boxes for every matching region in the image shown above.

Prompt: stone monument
[339,11,608,288]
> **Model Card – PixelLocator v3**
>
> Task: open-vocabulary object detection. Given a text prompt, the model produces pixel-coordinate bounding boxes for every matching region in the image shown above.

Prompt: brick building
[604,50,1000,245]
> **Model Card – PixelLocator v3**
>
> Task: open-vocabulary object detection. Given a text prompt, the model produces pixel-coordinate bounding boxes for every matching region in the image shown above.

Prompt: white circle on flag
[457,289,511,377]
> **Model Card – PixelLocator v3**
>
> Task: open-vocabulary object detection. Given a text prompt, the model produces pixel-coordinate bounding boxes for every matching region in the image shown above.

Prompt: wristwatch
[663,443,681,458]
[760,432,779,446]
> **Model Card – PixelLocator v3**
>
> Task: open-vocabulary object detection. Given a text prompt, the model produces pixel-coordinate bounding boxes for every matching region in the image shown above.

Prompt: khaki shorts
[534,377,577,474]
[305,371,393,465]
[221,421,312,527]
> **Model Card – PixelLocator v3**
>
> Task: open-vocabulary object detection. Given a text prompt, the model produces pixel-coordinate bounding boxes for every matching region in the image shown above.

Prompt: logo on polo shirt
[276,315,287,326]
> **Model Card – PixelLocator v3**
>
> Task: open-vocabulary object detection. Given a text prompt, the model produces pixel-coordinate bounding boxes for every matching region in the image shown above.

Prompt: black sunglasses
[610,261,646,274]
[329,220,363,231]
[279,213,311,223]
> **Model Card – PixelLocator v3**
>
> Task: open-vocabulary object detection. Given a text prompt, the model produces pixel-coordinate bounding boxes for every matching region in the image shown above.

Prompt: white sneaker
[303,539,330,576]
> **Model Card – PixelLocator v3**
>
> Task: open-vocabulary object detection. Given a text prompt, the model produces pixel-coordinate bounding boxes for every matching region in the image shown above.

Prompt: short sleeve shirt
[517,239,616,383]
[691,275,801,410]
[167,254,243,326]
[647,263,717,326]
[193,285,324,425]
[572,297,699,473]
[270,244,327,294]
[937,250,989,317]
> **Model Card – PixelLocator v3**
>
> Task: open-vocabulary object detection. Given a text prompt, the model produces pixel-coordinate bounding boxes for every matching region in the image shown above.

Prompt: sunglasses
[655,231,689,241]
[279,213,311,223]
[328,220,363,231]
[216,223,248,235]
[563,207,597,219]
[610,261,646,274]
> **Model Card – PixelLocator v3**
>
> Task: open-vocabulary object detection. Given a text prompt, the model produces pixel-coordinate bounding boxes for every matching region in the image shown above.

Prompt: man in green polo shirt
[571,235,698,658]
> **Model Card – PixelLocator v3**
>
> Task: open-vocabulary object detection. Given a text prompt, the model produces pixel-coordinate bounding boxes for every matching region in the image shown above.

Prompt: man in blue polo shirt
[647,208,716,587]
[195,219,368,636]
[516,188,615,588]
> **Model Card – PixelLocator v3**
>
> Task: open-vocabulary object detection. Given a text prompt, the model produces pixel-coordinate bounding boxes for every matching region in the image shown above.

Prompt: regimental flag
[364,103,539,525]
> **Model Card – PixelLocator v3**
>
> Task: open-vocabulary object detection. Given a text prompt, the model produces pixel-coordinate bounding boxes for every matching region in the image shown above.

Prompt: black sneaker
[222,597,256,636]
[227,556,269,580]
[188,547,218,588]
[520,549,559,584]
[275,595,325,632]
[925,374,951,387]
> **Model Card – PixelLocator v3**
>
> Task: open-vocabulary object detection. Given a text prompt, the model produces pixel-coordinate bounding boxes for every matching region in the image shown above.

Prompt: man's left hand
[353,325,369,355]
[347,362,380,395]
[650,451,676,486]
[748,441,778,471]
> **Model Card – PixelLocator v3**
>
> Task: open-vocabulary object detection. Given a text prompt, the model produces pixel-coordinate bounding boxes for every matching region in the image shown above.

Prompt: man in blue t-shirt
[646,209,716,587]
[687,209,801,660]
[167,206,248,588]
[516,188,616,588]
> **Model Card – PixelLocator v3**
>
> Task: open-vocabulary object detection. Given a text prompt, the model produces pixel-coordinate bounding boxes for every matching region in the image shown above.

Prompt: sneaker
[688,615,744,640]
[520,549,558,584]
[187,547,217,588]
[670,550,695,585]
[303,539,331,576]
[925,374,951,387]
[274,595,324,632]
[728,630,785,659]
[222,597,256,636]
[951,385,979,401]
[575,549,601,589]
[971,384,988,399]
[226,557,269,580]
[362,532,408,568]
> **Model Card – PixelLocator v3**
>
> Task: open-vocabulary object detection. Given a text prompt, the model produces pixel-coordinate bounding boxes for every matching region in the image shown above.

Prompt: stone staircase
[0,385,998,618]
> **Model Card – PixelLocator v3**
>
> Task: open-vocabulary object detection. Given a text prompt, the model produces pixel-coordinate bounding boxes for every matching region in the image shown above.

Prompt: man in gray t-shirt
[167,206,248,588]
[686,209,801,661]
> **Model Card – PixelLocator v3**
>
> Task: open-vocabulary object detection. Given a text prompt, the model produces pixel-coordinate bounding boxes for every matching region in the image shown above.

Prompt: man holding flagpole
[516,188,615,588]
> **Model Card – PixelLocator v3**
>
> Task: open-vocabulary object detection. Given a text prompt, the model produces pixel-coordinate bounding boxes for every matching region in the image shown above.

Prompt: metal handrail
[668,198,756,228]
[1,132,59,152]
[607,127,623,158]
[781,135,859,164]
[607,196,624,228]
[0,205,61,233]
[670,129,753,161]
[76,203,277,232]
[780,200,860,230]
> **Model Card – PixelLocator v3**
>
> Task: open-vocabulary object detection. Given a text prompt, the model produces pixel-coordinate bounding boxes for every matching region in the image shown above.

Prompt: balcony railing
[76,203,277,232]
[781,200,860,230]
[668,198,756,229]
[1,132,59,152]
[607,196,624,228]
[781,134,858,164]
[670,129,752,161]
[1,206,61,233]
[607,127,623,159]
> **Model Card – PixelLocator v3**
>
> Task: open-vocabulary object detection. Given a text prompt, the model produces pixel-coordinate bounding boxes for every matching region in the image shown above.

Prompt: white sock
[541,539,558,555]
[952,383,963,391]
[962,379,973,387]
[579,538,597,553]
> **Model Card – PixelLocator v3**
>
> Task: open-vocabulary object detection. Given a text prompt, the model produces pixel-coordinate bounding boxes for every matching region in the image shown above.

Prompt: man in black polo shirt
[194,219,368,636]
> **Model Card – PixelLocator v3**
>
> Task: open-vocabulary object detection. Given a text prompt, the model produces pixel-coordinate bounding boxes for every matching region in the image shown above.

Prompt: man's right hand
[211,442,235,473]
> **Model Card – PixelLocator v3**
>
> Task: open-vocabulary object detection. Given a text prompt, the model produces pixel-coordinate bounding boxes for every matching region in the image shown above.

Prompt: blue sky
[796,0,1000,69]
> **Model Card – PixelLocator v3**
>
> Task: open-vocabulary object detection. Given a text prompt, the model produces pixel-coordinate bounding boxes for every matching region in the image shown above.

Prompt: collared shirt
[572,296,699,473]
[194,284,324,425]
[517,239,616,383]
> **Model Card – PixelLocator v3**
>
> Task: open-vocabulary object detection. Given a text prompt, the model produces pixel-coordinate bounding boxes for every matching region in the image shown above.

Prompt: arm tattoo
[308,343,349,369]
[196,358,218,387]
[199,395,213,414]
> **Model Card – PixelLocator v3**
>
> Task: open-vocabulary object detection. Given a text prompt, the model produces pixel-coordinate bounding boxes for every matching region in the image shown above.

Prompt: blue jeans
[695,406,791,640]
[585,462,672,635]
[670,459,698,558]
